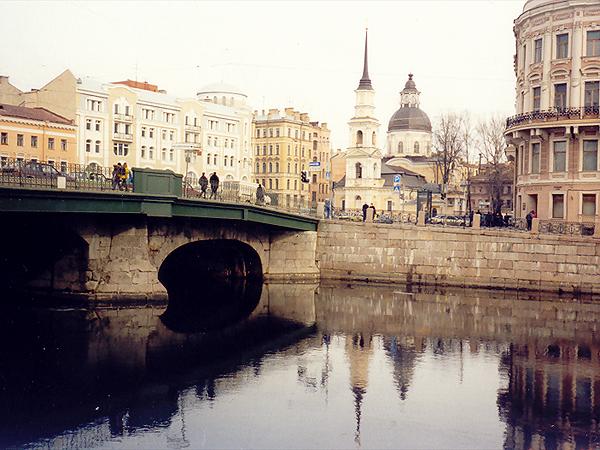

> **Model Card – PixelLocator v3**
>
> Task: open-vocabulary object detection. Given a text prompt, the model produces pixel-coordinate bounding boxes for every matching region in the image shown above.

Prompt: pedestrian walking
[199,172,208,198]
[362,203,369,222]
[256,183,265,205]
[526,210,533,231]
[209,172,219,199]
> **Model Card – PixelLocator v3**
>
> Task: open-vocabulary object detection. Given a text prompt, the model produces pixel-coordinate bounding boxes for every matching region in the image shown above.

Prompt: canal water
[1,282,599,449]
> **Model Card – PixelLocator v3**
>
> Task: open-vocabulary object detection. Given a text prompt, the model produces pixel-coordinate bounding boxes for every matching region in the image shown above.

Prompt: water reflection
[2,282,600,449]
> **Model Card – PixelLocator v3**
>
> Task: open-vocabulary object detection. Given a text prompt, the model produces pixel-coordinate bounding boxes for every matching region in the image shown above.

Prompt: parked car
[430,215,446,225]
[445,215,467,226]
[375,215,394,224]
[7,161,75,181]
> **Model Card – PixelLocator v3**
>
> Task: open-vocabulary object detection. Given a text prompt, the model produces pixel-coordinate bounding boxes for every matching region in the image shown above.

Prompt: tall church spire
[357,29,373,90]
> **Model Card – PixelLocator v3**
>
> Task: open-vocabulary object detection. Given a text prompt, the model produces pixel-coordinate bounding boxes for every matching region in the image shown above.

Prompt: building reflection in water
[498,340,600,449]
[4,281,600,448]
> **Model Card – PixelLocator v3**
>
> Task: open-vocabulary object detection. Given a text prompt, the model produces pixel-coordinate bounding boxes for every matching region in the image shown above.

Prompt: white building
[196,83,253,186]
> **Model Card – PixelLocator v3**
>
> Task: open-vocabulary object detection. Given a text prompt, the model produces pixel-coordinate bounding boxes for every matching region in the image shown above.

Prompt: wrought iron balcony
[506,106,600,130]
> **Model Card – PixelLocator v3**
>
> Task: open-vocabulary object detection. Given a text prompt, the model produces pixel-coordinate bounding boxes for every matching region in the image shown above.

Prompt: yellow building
[0,103,77,169]
[252,108,331,208]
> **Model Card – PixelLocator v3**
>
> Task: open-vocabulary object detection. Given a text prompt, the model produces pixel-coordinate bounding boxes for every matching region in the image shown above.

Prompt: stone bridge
[0,212,318,301]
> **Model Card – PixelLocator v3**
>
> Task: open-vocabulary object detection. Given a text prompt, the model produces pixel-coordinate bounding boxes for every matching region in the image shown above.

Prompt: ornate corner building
[505,0,600,223]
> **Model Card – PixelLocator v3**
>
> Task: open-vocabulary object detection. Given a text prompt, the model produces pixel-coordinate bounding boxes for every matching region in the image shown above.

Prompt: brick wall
[316,221,600,295]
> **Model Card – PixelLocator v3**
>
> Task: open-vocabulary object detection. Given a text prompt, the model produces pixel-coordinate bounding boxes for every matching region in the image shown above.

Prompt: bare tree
[433,112,466,188]
[476,115,509,214]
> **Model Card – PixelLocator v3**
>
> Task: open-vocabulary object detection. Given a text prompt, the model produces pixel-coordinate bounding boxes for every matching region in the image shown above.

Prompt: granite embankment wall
[316,221,600,295]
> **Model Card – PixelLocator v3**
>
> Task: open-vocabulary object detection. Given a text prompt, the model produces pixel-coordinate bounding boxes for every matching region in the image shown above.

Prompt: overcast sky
[2,0,523,149]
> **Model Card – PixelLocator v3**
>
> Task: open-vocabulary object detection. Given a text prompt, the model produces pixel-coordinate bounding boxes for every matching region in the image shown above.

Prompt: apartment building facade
[505,0,600,223]
[252,108,331,207]
[0,103,76,169]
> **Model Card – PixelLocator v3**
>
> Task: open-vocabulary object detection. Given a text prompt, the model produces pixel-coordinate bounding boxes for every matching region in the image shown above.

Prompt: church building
[333,31,437,217]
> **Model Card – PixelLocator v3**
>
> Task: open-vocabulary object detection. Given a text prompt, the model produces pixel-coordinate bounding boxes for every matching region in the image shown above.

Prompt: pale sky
[1,0,524,149]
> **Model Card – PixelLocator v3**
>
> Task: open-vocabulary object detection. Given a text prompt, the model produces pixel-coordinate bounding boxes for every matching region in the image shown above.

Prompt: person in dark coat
[526,210,533,231]
[199,172,208,198]
[362,203,369,222]
[209,172,219,199]
[256,183,265,205]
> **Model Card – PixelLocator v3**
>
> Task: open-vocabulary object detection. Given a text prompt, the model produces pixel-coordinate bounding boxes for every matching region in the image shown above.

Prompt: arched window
[398,142,403,153]
[269,162,273,173]
[355,162,362,179]
[372,131,377,146]
[373,163,378,175]
[85,139,91,153]
[414,142,420,153]
[356,130,363,146]
[262,162,266,173]
[169,148,174,162]
[275,162,280,172]
[256,162,259,173]
[208,153,212,164]
[95,141,101,153]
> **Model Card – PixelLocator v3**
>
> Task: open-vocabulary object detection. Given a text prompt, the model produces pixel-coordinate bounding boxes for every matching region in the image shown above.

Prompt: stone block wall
[316,221,600,295]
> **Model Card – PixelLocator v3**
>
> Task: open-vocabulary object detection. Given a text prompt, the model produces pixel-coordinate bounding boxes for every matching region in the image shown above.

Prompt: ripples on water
[1,283,599,449]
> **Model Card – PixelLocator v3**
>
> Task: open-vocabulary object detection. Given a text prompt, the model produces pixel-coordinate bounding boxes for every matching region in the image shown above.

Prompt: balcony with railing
[113,113,133,123]
[506,106,600,130]
[113,132,133,142]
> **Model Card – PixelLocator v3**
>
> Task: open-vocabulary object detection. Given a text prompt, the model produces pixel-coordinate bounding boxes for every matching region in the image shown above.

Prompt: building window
[161,148,166,161]
[398,142,403,153]
[269,179,273,189]
[114,104,119,114]
[0,133,7,145]
[275,162,279,172]
[556,33,569,59]
[31,136,38,148]
[16,134,23,147]
[170,131,174,141]
[355,162,362,179]
[48,138,55,150]
[552,141,566,172]
[585,81,599,108]
[552,194,564,219]
[269,145,273,155]
[95,120,101,131]
[531,142,540,174]
[141,146,147,158]
[262,162,266,173]
[534,38,543,63]
[312,173,317,183]
[60,161,67,172]
[582,194,596,216]
[554,84,567,110]
[113,142,129,156]
[276,144,279,154]
[414,142,420,153]
[114,123,119,133]
[587,30,600,57]
[162,130,167,140]
[532,87,541,112]
[169,148,174,162]
[141,127,146,138]
[149,128,154,138]
[583,140,598,171]
[262,145,266,155]
[61,139,67,151]
[95,141,100,153]
[149,147,154,159]
[86,119,91,130]
[86,139,91,153]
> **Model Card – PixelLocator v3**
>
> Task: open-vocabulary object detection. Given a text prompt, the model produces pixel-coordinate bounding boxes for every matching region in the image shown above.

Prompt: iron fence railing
[539,220,595,236]
[506,106,600,129]
[0,157,115,191]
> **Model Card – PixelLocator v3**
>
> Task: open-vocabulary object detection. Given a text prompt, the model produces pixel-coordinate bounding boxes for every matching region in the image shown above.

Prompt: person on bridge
[256,183,265,205]
[199,172,208,198]
[209,172,219,199]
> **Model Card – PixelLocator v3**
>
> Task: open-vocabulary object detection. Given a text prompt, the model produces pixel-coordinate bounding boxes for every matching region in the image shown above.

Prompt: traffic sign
[308,161,321,167]
[393,185,401,192]
[393,175,401,183]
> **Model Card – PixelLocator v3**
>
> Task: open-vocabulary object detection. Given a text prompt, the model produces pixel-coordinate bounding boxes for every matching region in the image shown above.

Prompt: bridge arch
[158,239,263,332]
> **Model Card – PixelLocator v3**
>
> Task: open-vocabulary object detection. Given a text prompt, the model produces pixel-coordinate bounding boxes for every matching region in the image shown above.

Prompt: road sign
[393,175,401,183]
[308,161,321,167]
[393,185,401,192]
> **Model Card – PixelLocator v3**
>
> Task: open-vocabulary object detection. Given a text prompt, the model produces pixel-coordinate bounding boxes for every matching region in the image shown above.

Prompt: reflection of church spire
[357,29,373,90]
[345,333,373,446]
[383,336,421,401]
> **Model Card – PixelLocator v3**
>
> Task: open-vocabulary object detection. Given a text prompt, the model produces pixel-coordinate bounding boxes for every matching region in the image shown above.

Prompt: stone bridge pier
[1,215,319,300]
